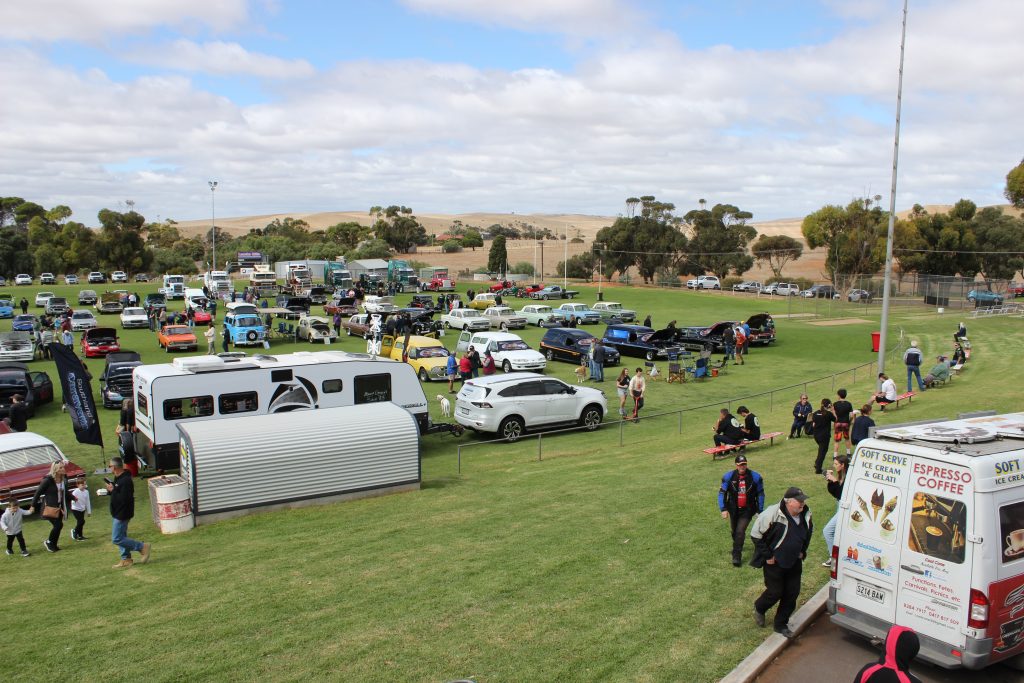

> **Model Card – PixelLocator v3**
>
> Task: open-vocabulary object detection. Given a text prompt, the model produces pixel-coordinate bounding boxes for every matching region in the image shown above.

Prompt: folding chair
[645,361,659,381]
[667,362,685,383]
[277,322,287,335]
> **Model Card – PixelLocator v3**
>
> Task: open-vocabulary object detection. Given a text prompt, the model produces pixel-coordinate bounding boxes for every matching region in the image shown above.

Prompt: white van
[455,331,546,373]
[828,411,1024,670]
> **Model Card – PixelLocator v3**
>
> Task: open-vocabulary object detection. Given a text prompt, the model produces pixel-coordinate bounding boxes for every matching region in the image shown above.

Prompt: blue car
[966,290,1003,306]
[0,298,14,319]
[12,314,40,331]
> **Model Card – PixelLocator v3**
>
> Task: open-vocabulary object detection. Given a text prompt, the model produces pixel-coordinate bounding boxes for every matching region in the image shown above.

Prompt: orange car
[158,324,198,353]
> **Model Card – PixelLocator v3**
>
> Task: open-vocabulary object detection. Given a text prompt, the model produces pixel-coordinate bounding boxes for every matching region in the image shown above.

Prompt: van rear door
[894,455,973,651]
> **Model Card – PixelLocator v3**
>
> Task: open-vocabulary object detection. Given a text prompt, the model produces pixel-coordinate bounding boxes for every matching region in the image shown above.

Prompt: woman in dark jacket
[821,454,849,566]
[811,399,835,474]
[851,404,876,447]
[31,461,68,552]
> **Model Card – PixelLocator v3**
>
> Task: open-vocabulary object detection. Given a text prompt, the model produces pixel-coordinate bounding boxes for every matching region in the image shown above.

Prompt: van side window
[136,393,149,417]
[354,374,391,404]
[163,396,214,420]
[219,392,257,415]
[999,500,1024,564]
[907,492,967,564]
[322,379,343,394]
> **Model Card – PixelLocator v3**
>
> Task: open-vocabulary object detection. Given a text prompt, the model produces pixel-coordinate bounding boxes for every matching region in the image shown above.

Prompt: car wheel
[580,405,603,431]
[500,322,508,331]
[164,344,170,353]
[418,368,428,382]
[967,296,976,303]
[645,350,655,361]
[499,415,525,442]
[503,360,512,373]
[543,294,549,300]
[545,349,554,361]
[444,321,452,329]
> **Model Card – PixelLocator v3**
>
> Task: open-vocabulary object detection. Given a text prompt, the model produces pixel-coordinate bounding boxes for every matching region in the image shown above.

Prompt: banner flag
[49,343,104,447]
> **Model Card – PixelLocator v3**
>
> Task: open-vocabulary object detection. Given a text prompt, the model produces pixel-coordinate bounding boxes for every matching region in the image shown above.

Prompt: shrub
[442,240,462,253]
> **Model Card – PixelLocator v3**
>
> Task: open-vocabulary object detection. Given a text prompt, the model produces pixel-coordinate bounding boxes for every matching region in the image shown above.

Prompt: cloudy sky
[1,0,1021,225]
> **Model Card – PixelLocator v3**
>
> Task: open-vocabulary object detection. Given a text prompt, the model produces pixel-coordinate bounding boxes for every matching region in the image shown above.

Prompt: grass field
[5,282,1019,682]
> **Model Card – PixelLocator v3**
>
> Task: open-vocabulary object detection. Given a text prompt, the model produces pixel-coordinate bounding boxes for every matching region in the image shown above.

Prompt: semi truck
[324,261,353,290]
[387,260,418,292]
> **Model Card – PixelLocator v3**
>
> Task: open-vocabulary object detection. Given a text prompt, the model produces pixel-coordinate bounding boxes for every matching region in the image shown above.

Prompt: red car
[518,283,544,298]
[0,432,86,506]
[191,308,212,325]
[489,280,513,293]
[1009,282,1024,298]
[81,327,121,358]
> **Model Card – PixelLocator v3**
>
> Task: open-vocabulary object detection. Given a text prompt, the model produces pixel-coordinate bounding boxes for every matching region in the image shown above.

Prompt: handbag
[41,504,63,519]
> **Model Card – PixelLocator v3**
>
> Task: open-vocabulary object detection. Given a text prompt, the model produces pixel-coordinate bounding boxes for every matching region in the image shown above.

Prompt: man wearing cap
[750,486,813,638]
[923,355,950,389]
[719,454,765,567]
[903,341,924,393]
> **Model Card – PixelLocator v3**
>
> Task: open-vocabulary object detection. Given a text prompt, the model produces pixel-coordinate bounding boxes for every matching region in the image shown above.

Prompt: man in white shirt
[627,367,646,422]
[872,372,898,411]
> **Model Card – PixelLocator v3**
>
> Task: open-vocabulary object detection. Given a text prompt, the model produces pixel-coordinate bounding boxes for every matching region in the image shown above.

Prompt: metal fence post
[538,434,542,461]
[769,392,774,413]
[457,445,462,474]
[678,410,683,435]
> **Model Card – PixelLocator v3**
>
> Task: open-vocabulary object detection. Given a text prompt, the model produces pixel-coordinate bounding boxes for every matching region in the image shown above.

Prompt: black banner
[49,343,104,447]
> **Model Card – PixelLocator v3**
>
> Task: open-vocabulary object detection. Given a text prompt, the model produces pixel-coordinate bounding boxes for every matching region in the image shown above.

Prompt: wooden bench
[703,432,785,460]
[950,363,965,375]
[880,391,915,411]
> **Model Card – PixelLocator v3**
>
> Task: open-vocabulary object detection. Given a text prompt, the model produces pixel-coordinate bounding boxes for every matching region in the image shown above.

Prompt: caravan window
[163,396,214,421]
[354,374,391,404]
[322,379,343,394]
[219,392,258,415]
[136,393,149,417]
[907,492,967,564]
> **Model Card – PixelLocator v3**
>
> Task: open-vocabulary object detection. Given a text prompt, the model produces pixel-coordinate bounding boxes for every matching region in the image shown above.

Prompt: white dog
[436,394,451,417]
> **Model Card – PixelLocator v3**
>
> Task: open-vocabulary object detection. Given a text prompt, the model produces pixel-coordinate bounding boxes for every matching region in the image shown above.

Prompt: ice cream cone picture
[879,495,898,526]
[857,495,871,521]
[870,489,885,522]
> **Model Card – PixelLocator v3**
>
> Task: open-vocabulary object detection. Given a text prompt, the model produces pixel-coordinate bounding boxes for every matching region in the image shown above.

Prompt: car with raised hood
[539,328,621,366]
[70,310,97,331]
[96,292,123,314]
[44,296,69,316]
[297,316,337,343]
[99,351,142,408]
[0,363,53,419]
[324,295,359,317]
[601,324,683,361]
[380,334,451,382]
[0,432,85,507]
[184,289,212,325]
[157,324,197,353]
[81,327,120,358]
[454,372,606,442]
[676,313,776,351]
[14,274,32,286]
[143,292,166,315]
[0,332,35,362]
[12,315,39,332]
[64,274,79,285]
[552,303,601,325]
[87,271,106,284]
[39,273,56,285]
[530,285,579,300]
[120,307,149,329]
[0,296,14,319]
[517,304,556,326]
[77,289,98,306]
[481,306,527,330]
[441,308,490,331]
[274,294,312,319]
[455,331,547,374]
[590,301,636,322]
[34,291,54,307]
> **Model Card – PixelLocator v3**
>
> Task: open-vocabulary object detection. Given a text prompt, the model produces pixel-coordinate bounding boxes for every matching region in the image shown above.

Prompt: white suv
[111,271,128,283]
[455,373,606,441]
[686,275,721,290]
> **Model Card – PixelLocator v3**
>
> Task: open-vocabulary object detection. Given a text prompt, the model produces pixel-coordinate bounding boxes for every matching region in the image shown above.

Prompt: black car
[99,351,142,408]
[0,363,54,418]
[143,292,167,315]
[801,284,837,299]
[540,328,621,366]
[677,313,776,351]
[601,324,683,361]
[78,289,99,306]
[307,287,329,306]
[275,294,311,319]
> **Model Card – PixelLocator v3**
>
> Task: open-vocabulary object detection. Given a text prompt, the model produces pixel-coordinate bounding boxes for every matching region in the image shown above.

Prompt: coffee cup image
[880,518,896,540]
[851,509,864,530]
[1006,529,1024,551]
[872,555,884,569]
[925,525,945,551]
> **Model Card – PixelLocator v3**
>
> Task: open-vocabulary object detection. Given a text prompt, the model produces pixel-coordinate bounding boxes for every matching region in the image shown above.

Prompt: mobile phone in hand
[103,477,113,485]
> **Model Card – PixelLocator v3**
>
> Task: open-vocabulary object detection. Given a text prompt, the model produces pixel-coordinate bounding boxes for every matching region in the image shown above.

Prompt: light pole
[563,222,569,289]
[208,181,218,272]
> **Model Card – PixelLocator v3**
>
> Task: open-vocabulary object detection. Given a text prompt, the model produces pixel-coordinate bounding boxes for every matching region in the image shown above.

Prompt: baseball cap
[784,486,809,502]
[734,454,748,464]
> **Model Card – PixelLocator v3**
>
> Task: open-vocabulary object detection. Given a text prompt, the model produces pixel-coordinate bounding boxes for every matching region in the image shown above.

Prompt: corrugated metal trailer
[178,403,420,524]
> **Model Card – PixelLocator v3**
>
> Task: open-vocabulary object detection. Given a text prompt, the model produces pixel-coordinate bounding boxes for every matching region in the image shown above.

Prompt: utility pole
[540,240,545,280]
[209,181,218,272]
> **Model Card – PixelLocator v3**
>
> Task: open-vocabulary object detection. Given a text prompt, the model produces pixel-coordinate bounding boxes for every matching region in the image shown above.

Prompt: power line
[894,248,1024,255]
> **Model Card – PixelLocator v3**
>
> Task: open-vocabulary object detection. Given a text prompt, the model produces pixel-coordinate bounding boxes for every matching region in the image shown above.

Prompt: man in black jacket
[8,394,29,432]
[106,457,150,569]
[750,487,812,638]
[718,454,765,567]
[713,409,744,447]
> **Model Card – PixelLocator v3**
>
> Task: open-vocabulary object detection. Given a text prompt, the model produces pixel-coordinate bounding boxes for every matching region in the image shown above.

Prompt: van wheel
[503,360,512,373]
[500,416,524,442]
[545,349,554,361]
[580,405,603,431]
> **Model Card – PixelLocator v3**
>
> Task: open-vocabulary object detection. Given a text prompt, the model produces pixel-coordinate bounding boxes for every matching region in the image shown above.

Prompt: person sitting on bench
[714,408,744,447]
[871,373,898,411]
[923,356,950,388]
[950,343,966,366]
[737,406,760,441]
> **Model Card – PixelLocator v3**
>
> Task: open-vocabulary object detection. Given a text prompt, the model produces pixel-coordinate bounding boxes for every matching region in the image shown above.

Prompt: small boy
[69,479,92,541]
[1,499,31,556]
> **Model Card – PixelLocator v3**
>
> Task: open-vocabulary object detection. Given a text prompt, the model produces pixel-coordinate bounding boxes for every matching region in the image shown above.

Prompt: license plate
[856,582,885,604]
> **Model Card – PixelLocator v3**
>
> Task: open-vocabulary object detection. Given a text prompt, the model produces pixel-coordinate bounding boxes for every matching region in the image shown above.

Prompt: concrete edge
[719,583,830,683]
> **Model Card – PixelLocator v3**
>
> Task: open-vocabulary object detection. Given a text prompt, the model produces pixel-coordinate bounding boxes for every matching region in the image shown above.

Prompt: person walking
[832,388,854,458]
[615,368,630,418]
[446,353,458,393]
[19,297,28,314]
[719,454,765,567]
[2,499,31,556]
[333,311,342,338]
[628,367,646,422]
[69,477,92,541]
[821,454,849,566]
[221,325,230,354]
[30,461,67,553]
[789,395,812,439]
[8,394,29,432]
[853,625,923,683]
[903,341,925,393]
[811,398,835,474]
[751,486,813,639]
[107,456,150,569]
[204,325,216,354]
[733,325,746,365]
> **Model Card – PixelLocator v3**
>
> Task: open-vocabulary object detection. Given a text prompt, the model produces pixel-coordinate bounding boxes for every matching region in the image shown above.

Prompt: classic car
[530,286,579,300]
[482,306,527,330]
[297,316,337,343]
[590,301,636,322]
[407,294,436,310]
[516,283,544,298]
[324,296,359,317]
[274,294,312,319]
[143,292,166,314]
[44,296,69,316]
[489,280,514,293]
[732,281,763,293]
[0,332,35,362]
[78,289,98,306]
[341,314,373,338]
[517,304,557,326]
[601,324,683,361]
[39,273,56,285]
[134,273,151,282]
[157,325,197,353]
[96,292,123,314]
[539,328,620,366]
[1009,282,1024,298]
[455,331,547,373]
[34,291,54,307]
[420,277,456,291]
[99,351,142,408]
[120,307,150,329]
[966,289,1004,305]
[441,308,490,331]
[185,292,213,325]
[70,310,98,331]
[469,293,499,310]
[390,309,443,336]
[0,432,86,506]
[676,313,776,351]
[81,327,121,357]
[12,315,40,332]
[307,287,329,306]
[801,284,837,299]
[847,288,873,302]
[14,274,32,286]
[0,297,14,319]
[0,364,53,419]
[552,303,601,325]
[380,334,451,382]
[362,295,398,314]
[64,274,79,285]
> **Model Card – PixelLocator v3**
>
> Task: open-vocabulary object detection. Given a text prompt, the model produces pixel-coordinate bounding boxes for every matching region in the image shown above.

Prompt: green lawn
[5,283,1017,682]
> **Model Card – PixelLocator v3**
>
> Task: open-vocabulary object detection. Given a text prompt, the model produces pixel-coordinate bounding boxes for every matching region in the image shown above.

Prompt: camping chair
[645,361,659,381]
[277,321,287,335]
[690,357,708,381]
[667,362,685,383]
[286,324,295,337]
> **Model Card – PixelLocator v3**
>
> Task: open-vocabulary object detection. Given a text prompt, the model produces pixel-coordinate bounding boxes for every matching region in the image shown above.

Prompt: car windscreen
[122,308,145,316]
[165,327,191,335]
[0,444,63,471]
[72,312,92,319]
[496,341,529,351]
[233,317,262,328]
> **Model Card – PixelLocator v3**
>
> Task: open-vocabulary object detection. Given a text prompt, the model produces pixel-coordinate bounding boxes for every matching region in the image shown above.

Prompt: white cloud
[0,0,249,42]
[400,0,636,36]
[122,40,315,79]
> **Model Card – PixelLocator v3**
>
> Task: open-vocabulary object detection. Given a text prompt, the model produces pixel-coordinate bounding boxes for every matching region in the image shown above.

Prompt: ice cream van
[828,411,1024,670]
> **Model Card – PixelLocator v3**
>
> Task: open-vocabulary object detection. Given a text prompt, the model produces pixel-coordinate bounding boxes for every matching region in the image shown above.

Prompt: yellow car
[468,293,498,310]
[381,334,451,382]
